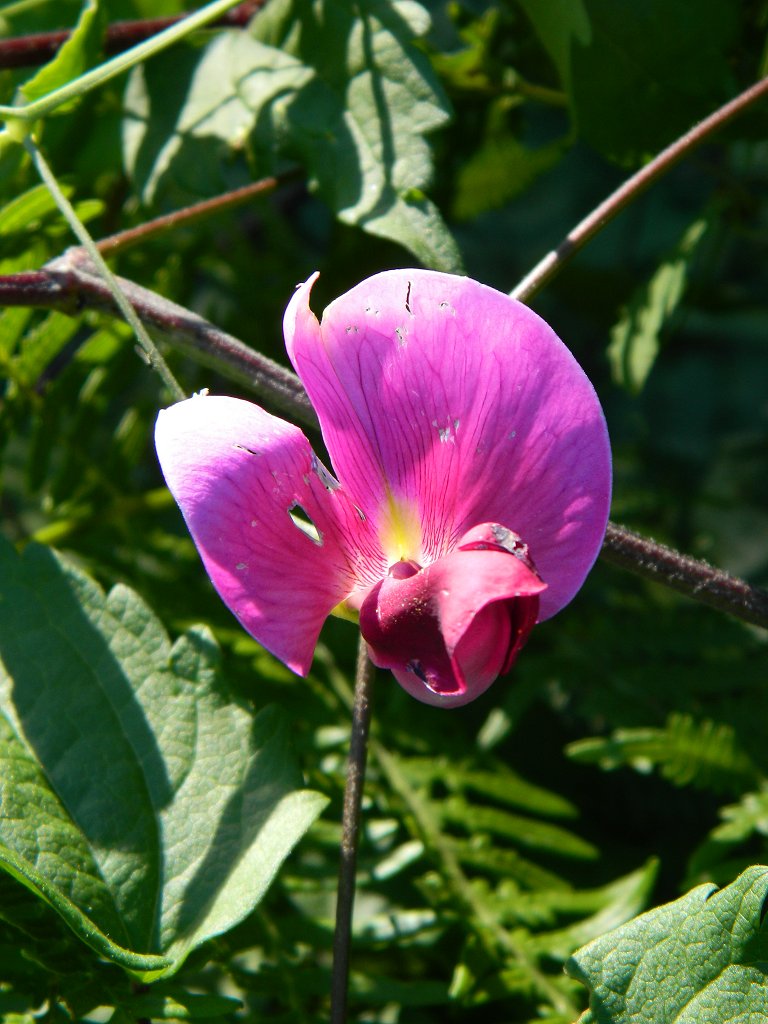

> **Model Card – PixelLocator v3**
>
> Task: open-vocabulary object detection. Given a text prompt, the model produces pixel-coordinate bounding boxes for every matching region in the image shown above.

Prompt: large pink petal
[358,529,545,708]
[284,271,611,620]
[155,394,385,674]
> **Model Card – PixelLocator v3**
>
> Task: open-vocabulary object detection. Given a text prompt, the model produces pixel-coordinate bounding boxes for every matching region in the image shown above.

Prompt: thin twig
[24,137,185,400]
[330,637,375,1024]
[511,75,768,303]
[96,171,299,258]
[0,2,264,70]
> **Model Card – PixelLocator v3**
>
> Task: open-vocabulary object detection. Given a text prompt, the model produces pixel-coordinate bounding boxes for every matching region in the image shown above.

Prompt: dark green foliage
[0,0,767,1021]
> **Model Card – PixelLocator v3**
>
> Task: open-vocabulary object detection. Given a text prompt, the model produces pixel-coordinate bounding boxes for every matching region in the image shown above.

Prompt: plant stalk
[330,637,375,1024]
[24,137,185,400]
[511,75,768,302]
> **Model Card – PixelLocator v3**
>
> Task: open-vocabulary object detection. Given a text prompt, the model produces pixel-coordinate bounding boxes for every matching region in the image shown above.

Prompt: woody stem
[330,638,375,1024]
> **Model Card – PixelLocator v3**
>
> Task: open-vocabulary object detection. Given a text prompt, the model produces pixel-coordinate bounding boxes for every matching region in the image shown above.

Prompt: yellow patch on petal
[379,490,422,564]
[329,600,360,623]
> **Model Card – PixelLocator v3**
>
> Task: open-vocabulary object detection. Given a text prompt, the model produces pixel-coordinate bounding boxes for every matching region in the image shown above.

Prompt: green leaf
[608,218,708,393]
[517,0,591,91]
[712,789,768,844]
[568,0,739,164]
[450,766,578,820]
[129,990,243,1020]
[453,134,566,221]
[20,0,104,110]
[0,538,327,978]
[122,0,461,270]
[566,866,768,1023]
[0,183,67,235]
[439,797,598,860]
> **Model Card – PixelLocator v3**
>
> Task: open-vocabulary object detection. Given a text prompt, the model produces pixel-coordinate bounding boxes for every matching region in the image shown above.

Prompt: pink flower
[155,270,611,707]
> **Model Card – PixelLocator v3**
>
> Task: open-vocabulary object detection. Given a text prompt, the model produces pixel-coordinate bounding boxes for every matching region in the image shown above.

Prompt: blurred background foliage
[1,0,767,1021]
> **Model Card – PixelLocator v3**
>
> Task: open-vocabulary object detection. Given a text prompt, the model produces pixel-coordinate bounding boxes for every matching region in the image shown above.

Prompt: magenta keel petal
[359,529,546,708]
[155,394,383,675]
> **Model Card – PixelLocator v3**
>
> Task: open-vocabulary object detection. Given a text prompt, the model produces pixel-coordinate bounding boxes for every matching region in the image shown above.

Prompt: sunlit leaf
[20,0,104,110]
[567,866,768,1022]
[122,0,461,270]
[0,538,327,978]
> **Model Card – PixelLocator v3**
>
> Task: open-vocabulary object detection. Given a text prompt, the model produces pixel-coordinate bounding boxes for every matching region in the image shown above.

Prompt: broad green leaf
[0,538,327,978]
[517,0,591,91]
[568,0,738,164]
[608,218,708,393]
[566,866,768,1023]
[122,0,461,270]
[20,0,104,109]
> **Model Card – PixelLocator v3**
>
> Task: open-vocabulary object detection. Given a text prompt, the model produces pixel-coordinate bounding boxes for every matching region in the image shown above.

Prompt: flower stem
[330,637,375,1024]
[511,75,768,303]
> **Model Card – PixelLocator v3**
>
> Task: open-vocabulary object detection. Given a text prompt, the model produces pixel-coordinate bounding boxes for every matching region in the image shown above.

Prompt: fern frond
[567,712,760,795]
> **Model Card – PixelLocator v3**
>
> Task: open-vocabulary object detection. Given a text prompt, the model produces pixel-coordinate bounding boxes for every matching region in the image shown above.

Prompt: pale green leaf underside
[0,538,327,978]
[566,865,768,1023]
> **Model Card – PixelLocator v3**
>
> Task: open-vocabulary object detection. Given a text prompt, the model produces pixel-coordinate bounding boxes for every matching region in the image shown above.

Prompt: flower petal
[155,394,384,674]
[284,270,611,620]
[359,530,546,708]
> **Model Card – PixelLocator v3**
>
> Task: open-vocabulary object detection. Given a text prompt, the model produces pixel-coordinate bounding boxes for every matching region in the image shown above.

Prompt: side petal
[359,537,546,708]
[155,394,383,675]
[284,270,611,620]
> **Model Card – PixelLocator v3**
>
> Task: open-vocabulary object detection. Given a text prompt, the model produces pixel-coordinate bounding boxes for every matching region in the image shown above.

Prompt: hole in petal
[311,454,339,491]
[288,503,323,545]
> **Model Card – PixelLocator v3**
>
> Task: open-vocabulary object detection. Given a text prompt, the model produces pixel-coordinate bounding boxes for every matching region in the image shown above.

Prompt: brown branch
[0,2,264,70]
[0,256,765,630]
[601,523,768,630]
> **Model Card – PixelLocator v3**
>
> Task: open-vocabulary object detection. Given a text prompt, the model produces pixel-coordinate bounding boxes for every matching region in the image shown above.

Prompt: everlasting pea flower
[155,270,611,708]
